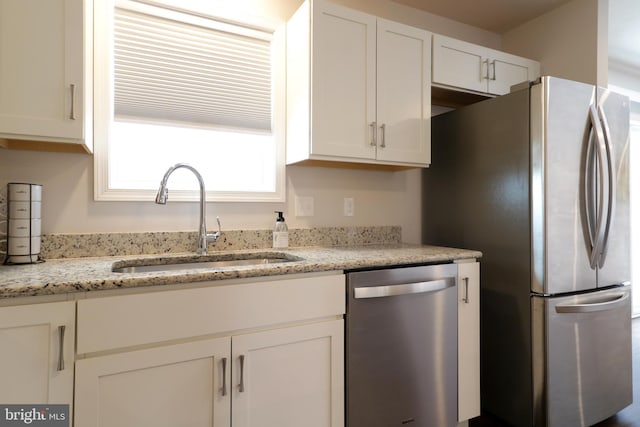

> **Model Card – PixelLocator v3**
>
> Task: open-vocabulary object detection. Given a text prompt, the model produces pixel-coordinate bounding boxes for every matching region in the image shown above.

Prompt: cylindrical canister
[4,183,43,264]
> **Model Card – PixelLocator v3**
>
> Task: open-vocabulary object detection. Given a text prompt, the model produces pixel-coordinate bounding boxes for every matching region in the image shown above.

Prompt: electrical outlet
[344,197,354,217]
[295,196,314,217]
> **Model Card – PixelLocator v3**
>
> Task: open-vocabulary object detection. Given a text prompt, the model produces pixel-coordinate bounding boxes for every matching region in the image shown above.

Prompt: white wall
[0,0,499,245]
[0,150,423,241]
[501,0,608,87]
[610,64,640,98]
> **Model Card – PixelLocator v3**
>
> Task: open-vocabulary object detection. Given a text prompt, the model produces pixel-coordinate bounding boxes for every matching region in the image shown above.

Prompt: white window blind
[94,0,285,202]
[114,2,273,132]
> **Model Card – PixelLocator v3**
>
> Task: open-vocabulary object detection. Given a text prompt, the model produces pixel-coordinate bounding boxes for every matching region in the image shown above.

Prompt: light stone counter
[0,244,481,300]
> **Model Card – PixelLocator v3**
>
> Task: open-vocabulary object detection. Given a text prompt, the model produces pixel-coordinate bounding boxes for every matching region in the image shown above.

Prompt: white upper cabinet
[376,19,431,164]
[305,1,376,162]
[0,0,92,153]
[432,34,540,96]
[287,0,431,169]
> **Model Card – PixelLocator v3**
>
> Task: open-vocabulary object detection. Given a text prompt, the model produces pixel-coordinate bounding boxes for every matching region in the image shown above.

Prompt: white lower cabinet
[232,321,344,427]
[0,301,75,407]
[75,320,343,427]
[75,337,231,427]
[74,274,345,427]
[1,268,473,426]
[457,261,481,425]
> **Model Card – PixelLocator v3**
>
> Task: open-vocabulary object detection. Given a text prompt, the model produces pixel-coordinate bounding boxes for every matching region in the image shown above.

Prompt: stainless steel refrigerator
[423,76,632,427]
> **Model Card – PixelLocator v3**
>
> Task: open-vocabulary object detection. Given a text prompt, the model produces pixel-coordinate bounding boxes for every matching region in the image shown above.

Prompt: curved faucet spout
[155,163,221,255]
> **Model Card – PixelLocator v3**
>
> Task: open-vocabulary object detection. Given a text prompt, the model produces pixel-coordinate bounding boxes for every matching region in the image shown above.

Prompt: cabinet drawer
[77,274,345,354]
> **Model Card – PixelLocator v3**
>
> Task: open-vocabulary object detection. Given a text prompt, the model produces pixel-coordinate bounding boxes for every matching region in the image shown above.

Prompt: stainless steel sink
[112,253,300,273]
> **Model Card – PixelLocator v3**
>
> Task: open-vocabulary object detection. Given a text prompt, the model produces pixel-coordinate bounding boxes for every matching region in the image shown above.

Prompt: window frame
[93,0,286,203]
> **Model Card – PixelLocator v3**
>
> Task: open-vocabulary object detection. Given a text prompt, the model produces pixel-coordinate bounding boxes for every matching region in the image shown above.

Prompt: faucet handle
[208,216,222,243]
[155,185,169,204]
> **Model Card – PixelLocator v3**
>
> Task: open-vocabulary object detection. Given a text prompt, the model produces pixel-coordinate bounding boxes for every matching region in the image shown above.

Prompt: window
[94,0,285,202]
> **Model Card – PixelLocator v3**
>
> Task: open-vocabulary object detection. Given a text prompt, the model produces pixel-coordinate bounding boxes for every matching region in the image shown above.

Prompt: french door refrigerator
[423,76,632,427]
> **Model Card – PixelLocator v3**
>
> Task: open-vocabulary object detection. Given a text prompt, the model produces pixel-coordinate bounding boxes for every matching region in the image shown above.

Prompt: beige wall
[0,150,422,241]
[502,0,608,87]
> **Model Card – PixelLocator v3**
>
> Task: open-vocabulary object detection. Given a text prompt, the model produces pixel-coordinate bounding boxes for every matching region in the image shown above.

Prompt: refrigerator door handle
[587,104,609,269]
[596,105,616,268]
[584,111,598,250]
[555,292,628,314]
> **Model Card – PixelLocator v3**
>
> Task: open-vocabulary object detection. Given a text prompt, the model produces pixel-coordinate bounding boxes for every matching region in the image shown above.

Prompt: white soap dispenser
[273,211,289,249]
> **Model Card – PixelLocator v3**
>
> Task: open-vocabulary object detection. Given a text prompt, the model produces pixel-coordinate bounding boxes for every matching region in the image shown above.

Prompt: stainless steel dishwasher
[346,263,458,427]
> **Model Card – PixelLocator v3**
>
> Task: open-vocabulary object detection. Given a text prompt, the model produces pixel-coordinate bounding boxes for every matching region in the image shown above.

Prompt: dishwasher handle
[353,277,455,299]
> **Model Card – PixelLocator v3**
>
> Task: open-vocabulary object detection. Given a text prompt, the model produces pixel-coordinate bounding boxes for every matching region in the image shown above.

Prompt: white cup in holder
[8,201,41,219]
[8,236,41,255]
[9,183,41,201]
[8,219,41,237]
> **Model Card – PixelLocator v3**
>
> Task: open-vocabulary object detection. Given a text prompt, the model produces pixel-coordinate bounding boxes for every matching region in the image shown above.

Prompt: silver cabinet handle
[221,357,228,396]
[380,123,386,148]
[57,325,66,371]
[69,84,77,120]
[354,278,455,299]
[483,59,490,80]
[490,60,496,81]
[238,355,245,393]
[369,122,377,146]
[462,277,470,304]
[556,292,628,313]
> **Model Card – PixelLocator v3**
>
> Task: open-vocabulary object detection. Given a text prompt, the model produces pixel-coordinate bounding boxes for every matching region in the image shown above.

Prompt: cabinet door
[311,0,376,160]
[232,320,344,427]
[457,261,480,422]
[432,34,540,97]
[376,19,430,165]
[487,49,540,95]
[0,0,83,141]
[75,337,231,427]
[0,301,75,405]
[432,34,486,93]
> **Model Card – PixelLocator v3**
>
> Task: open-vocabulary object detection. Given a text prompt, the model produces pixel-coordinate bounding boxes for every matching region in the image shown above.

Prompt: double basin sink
[112,252,301,273]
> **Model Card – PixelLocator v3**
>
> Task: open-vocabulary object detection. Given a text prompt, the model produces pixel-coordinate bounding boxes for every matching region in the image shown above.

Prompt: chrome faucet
[155,163,221,255]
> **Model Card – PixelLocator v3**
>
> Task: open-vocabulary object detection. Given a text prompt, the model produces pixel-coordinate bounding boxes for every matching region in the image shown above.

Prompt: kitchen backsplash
[40,226,401,259]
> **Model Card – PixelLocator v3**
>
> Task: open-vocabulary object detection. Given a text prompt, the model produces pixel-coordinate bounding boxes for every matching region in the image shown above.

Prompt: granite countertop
[0,244,481,299]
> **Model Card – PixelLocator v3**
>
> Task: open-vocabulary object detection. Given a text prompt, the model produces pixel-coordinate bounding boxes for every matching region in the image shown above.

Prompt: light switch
[295,196,314,217]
